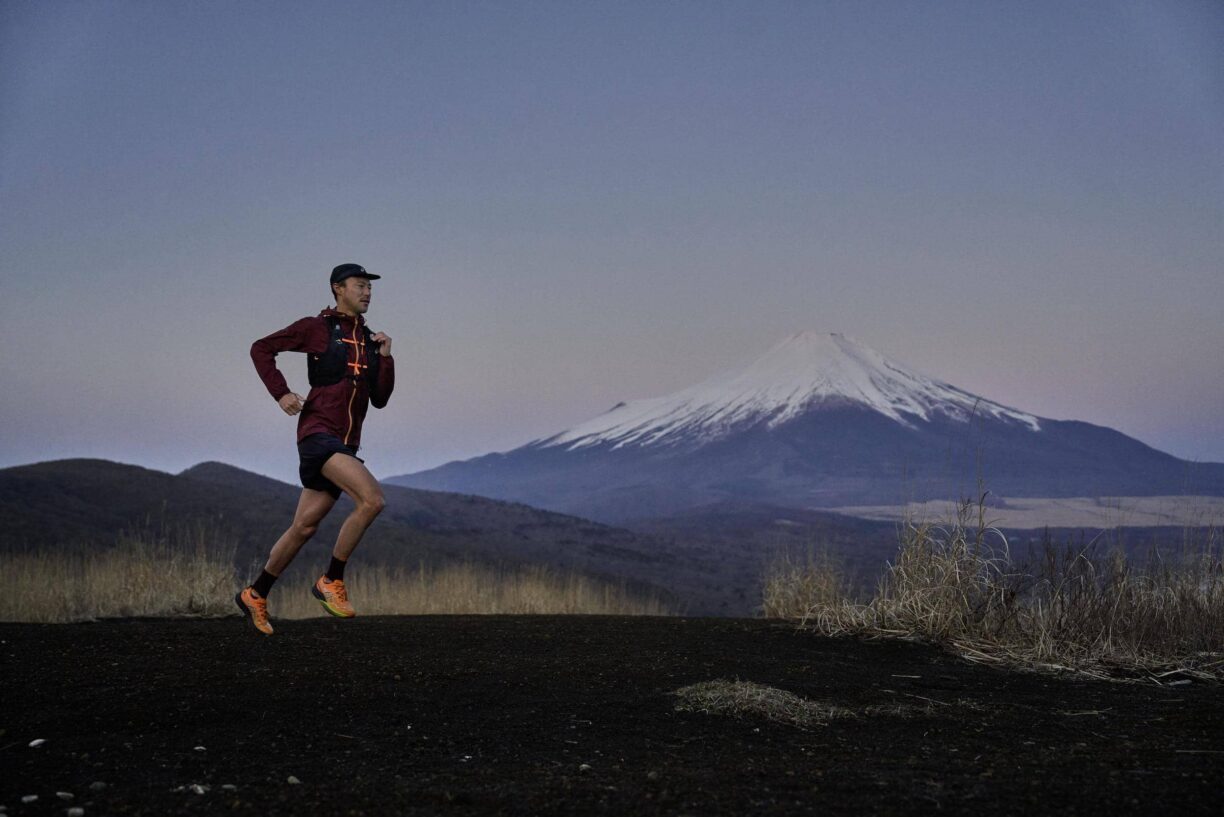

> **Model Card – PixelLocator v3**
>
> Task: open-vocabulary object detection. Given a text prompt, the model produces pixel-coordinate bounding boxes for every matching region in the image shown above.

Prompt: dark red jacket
[250,307,395,451]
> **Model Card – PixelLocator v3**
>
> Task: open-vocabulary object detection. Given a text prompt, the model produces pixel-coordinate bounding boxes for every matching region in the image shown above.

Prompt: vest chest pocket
[307,317,379,389]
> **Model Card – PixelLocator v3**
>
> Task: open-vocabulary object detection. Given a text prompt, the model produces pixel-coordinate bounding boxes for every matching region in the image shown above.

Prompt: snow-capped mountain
[388,332,1224,523]
[537,331,1039,452]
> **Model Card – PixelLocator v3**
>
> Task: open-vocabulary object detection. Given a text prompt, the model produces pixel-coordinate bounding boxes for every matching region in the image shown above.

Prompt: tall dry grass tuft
[762,494,1224,682]
[760,545,857,628]
[0,516,675,622]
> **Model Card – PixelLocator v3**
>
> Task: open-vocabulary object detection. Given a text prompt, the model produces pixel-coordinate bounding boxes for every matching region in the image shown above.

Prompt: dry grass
[0,517,238,623]
[761,545,861,632]
[762,494,1224,683]
[262,559,675,618]
[0,517,675,622]
[672,679,856,728]
[671,679,956,728]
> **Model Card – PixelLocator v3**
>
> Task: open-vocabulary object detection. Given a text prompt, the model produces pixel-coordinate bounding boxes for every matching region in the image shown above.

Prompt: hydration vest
[307,315,382,388]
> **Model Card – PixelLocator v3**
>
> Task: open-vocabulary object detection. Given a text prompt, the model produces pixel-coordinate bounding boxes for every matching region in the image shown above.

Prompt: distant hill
[389,332,1224,523]
[0,458,753,615]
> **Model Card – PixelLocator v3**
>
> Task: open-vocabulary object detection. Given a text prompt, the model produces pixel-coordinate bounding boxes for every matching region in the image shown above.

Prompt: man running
[236,263,396,635]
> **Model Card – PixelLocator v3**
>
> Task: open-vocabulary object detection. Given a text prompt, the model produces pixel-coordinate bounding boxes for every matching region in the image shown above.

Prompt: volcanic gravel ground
[2,615,1221,815]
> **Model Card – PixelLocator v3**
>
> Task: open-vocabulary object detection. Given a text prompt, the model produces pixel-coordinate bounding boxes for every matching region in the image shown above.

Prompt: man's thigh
[320,453,383,505]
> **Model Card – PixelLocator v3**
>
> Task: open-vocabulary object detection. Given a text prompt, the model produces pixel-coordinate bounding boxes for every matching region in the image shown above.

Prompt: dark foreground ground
[2,615,1221,816]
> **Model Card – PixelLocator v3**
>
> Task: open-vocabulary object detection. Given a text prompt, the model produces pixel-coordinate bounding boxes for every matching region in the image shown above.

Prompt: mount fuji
[535,332,1042,450]
[388,332,1224,523]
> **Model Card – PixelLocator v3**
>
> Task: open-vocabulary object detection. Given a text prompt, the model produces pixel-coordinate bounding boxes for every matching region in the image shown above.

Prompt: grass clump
[671,679,950,728]
[762,493,1224,683]
[672,679,855,728]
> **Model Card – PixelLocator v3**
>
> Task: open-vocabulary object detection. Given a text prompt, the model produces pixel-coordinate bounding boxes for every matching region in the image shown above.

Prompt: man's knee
[292,521,320,539]
[361,492,386,516]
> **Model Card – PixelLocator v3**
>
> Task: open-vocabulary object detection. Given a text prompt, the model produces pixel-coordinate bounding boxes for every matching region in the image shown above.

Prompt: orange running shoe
[312,575,356,618]
[234,586,273,635]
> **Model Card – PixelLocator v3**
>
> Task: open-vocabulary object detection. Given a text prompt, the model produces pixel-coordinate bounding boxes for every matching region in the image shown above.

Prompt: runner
[236,263,396,635]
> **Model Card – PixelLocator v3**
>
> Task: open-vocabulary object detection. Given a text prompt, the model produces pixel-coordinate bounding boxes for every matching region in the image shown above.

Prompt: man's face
[335,276,372,313]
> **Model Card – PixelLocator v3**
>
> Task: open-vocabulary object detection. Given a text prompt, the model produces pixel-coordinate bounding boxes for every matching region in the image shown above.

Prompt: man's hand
[370,332,392,357]
[278,392,306,415]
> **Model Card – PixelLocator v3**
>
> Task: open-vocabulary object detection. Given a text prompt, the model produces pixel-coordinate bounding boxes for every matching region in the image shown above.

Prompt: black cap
[330,263,381,284]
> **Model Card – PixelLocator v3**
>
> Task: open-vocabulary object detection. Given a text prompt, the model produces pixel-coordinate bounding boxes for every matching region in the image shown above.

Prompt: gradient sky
[2,0,1222,486]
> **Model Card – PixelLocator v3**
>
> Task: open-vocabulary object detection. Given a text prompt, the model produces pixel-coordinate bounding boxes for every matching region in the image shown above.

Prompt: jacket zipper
[343,322,359,445]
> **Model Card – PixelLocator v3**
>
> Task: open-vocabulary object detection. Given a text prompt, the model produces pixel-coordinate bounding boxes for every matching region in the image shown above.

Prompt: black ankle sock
[326,556,347,581]
[251,569,278,599]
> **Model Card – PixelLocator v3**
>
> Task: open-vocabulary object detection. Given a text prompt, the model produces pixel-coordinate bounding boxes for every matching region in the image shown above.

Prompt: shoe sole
[311,583,356,618]
[234,591,273,635]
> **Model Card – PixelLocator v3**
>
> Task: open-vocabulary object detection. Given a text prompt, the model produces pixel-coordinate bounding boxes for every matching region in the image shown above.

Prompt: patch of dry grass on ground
[672,679,856,728]
[761,494,1224,683]
[0,518,675,622]
[671,679,955,728]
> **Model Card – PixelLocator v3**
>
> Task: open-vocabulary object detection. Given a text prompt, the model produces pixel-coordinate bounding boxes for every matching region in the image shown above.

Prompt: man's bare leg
[264,487,339,575]
[319,453,386,561]
[236,486,338,634]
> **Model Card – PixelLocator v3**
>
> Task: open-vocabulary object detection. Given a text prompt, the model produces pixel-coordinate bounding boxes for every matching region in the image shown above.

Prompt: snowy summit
[536,331,1041,451]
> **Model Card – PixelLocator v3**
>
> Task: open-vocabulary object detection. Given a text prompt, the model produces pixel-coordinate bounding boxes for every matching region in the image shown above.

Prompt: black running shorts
[298,433,365,499]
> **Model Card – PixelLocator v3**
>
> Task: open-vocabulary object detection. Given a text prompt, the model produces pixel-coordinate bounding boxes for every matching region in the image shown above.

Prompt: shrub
[762,494,1224,681]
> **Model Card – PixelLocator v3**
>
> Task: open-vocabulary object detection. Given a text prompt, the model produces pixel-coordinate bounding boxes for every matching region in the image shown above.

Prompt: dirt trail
[3,615,1220,815]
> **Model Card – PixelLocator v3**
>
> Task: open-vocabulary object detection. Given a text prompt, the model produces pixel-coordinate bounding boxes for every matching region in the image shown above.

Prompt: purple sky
[2,0,1221,486]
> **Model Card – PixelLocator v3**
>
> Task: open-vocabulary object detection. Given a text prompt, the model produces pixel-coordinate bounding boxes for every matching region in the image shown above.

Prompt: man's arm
[368,330,395,409]
[370,354,394,408]
[250,317,318,401]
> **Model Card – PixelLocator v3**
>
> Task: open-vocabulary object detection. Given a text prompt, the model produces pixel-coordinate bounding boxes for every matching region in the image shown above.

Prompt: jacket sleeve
[370,354,395,409]
[250,317,318,401]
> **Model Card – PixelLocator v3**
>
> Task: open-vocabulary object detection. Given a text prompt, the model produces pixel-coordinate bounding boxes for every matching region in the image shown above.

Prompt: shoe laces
[248,592,269,623]
[326,578,348,603]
